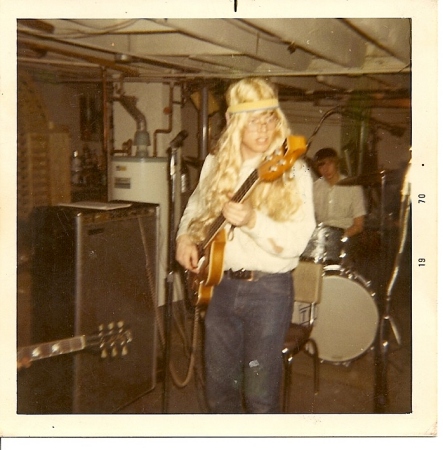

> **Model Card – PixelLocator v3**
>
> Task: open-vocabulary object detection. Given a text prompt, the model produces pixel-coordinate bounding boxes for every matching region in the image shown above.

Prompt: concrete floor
[17,226,412,417]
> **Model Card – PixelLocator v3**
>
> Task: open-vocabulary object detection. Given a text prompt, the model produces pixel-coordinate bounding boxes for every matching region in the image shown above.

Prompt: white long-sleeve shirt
[313,175,367,230]
[177,154,316,273]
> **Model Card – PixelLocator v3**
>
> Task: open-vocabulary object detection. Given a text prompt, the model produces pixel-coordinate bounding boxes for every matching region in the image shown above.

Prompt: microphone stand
[162,144,178,413]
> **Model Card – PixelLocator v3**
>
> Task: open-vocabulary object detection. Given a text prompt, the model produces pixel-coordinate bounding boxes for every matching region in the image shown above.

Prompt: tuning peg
[121,345,128,357]
[111,346,118,358]
[125,330,133,343]
[101,348,108,359]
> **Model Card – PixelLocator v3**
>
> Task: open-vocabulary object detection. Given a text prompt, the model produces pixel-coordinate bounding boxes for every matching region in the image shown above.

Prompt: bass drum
[309,265,378,364]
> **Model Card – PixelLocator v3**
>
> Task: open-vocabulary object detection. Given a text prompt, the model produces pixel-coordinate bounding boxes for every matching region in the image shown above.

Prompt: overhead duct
[115,94,151,157]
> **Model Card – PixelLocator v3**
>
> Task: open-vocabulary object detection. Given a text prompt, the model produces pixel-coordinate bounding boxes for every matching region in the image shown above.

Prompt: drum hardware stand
[374,163,410,413]
[379,173,403,347]
[162,131,188,413]
[374,171,392,413]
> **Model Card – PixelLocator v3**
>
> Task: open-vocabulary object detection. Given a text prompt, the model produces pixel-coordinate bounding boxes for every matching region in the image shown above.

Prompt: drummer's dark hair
[314,147,338,163]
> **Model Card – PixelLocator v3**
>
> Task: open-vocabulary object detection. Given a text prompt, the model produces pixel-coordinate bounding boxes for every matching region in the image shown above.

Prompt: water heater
[110,156,182,306]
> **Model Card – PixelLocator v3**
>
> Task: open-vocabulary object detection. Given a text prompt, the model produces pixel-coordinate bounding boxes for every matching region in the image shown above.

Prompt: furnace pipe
[199,85,209,161]
[115,95,148,136]
[153,83,174,157]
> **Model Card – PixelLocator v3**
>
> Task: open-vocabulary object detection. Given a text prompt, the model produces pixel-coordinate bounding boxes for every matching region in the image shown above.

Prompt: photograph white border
[0,0,439,440]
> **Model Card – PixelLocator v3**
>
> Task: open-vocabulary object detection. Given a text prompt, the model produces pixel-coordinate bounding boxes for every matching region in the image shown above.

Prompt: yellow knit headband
[226,98,279,114]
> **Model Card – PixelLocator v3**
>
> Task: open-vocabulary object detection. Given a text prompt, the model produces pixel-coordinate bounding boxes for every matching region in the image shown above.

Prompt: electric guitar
[187,135,307,307]
[17,321,133,369]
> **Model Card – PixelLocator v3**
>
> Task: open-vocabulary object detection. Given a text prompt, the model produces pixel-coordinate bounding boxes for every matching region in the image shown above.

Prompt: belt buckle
[238,269,254,281]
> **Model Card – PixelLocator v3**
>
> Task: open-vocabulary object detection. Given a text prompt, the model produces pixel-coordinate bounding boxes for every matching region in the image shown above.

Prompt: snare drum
[301,224,345,265]
[293,265,379,364]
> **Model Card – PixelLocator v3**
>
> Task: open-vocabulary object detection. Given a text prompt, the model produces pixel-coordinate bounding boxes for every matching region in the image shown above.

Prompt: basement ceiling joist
[17,18,411,102]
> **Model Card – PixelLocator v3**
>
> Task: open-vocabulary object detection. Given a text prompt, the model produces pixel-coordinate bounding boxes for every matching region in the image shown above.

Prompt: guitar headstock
[257,135,306,182]
[89,321,133,359]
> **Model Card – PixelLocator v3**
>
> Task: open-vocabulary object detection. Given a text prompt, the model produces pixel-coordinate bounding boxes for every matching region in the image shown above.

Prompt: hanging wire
[306,106,342,150]
[307,105,406,151]
[137,217,201,389]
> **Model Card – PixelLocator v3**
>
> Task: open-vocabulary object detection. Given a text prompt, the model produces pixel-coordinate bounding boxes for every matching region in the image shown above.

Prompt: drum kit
[294,166,409,367]
[296,221,380,365]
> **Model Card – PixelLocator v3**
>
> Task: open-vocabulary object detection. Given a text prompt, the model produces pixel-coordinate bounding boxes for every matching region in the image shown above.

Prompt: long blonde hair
[188,77,302,242]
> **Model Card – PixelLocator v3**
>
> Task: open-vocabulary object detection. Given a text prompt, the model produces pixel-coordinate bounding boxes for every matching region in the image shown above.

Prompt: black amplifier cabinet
[19,202,159,414]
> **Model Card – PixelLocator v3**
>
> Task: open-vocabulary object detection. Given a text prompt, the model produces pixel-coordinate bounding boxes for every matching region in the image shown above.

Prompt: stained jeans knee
[204,272,293,413]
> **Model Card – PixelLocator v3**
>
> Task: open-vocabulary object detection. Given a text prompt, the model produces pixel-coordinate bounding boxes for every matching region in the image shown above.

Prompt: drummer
[312,147,366,262]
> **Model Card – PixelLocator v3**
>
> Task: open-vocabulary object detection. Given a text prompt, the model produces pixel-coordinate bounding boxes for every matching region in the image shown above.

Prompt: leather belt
[224,269,270,281]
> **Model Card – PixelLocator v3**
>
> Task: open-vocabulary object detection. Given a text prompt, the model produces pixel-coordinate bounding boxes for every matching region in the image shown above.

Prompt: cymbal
[337,170,399,186]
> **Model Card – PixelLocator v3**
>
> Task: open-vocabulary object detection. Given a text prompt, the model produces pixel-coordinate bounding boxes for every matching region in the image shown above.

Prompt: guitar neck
[17,336,87,364]
[198,135,306,252]
[200,169,259,250]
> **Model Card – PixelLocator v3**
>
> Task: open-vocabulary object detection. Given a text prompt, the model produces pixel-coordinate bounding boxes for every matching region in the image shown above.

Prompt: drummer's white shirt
[177,154,316,273]
[313,175,367,230]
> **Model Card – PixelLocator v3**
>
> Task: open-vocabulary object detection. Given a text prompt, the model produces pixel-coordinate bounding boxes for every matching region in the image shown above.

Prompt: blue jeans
[204,272,293,413]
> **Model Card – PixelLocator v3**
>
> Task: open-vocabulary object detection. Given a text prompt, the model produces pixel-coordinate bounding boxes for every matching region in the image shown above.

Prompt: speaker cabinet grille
[19,202,159,414]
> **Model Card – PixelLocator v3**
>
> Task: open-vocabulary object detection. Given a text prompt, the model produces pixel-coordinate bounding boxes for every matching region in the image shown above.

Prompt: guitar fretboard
[17,336,86,363]
[200,169,260,250]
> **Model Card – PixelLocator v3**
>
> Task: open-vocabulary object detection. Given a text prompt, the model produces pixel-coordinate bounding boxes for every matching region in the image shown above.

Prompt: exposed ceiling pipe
[17,37,140,77]
[198,85,209,161]
[153,82,174,157]
[114,94,151,156]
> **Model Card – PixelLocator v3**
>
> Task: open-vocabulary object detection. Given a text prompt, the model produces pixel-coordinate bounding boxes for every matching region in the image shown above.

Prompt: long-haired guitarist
[176,77,315,413]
